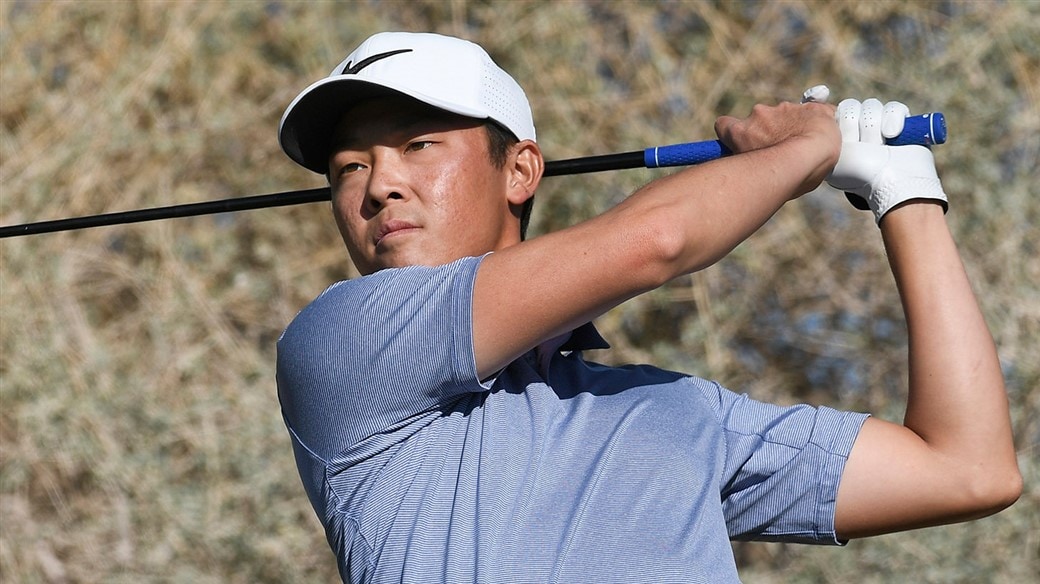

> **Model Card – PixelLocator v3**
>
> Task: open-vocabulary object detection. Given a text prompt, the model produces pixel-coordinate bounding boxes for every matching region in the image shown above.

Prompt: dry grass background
[0,1,1037,582]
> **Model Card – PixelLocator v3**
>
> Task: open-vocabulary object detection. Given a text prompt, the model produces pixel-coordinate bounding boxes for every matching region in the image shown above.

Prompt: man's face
[327,96,520,275]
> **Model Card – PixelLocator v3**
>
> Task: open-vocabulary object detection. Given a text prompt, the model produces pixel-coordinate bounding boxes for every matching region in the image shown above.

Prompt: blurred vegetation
[1,1,1036,582]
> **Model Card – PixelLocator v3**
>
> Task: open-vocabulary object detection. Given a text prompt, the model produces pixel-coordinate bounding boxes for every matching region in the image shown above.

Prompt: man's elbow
[962,462,1023,519]
[987,464,1024,513]
[631,202,723,283]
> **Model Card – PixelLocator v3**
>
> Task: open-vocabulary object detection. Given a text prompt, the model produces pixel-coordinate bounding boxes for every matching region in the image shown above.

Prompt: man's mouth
[375,219,420,247]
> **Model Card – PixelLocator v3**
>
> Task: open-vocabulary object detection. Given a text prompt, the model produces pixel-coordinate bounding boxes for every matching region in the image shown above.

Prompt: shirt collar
[533,322,611,375]
[560,322,611,352]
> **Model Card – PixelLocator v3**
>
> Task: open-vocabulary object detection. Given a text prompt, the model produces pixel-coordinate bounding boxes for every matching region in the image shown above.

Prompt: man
[276,32,1020,583]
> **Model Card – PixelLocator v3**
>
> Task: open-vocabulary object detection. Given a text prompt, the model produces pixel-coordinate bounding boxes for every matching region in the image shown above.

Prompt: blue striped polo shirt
[276,255,868,583]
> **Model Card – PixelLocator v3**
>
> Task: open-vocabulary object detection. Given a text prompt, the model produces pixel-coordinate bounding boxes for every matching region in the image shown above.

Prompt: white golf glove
[826,97,948,224]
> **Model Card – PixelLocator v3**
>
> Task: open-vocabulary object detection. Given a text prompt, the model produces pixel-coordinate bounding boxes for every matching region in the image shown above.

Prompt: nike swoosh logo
[342,49,413,75]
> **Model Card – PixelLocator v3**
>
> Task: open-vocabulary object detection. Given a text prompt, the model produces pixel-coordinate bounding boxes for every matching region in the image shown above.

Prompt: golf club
[0,112,945,238]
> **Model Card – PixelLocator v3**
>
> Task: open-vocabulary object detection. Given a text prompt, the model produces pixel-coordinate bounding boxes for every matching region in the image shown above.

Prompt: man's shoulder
[276,256,490,448]
[278,256,486,358]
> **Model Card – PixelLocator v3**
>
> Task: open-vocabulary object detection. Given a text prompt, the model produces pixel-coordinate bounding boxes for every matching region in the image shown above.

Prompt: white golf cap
[279,32,536,174]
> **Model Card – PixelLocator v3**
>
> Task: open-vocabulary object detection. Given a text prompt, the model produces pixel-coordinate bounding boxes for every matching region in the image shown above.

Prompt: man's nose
[364,153,408,213]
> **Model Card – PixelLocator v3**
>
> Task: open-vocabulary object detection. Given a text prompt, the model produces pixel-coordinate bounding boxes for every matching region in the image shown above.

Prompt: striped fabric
[276,256,868,583]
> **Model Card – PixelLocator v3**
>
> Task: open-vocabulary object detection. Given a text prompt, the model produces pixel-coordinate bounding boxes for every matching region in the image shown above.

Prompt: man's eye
[407,140,434,152]
[338,162,364,175]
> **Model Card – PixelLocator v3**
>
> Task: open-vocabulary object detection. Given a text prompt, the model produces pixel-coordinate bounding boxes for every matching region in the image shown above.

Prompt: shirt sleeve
[699,382,869,545]
[276,256,487,463]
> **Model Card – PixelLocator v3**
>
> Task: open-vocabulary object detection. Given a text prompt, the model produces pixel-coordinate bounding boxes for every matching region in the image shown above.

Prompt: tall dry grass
[1,1,1037,582]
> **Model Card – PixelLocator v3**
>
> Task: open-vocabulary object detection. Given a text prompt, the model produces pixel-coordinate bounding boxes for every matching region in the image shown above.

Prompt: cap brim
[279,76,489,174]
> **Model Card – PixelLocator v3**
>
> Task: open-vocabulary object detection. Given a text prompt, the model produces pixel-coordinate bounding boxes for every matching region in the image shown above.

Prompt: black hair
[484,120,533,240]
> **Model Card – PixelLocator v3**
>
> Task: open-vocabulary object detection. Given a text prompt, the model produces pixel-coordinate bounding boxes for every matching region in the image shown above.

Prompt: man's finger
[860,98,885,145]
[836,99,862,143]
[882,101,910,139]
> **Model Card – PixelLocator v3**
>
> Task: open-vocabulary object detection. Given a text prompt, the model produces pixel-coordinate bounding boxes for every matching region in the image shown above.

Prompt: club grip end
[888,112,947,146]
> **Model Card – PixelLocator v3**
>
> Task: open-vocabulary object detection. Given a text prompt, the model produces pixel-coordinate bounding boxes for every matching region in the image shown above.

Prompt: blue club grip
[644,140,731,168]
[885,112,946,146]
[644,112,946,169]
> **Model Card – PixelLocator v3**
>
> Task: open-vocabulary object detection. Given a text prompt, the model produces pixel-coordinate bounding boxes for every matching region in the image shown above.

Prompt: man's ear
[506,140,543,206]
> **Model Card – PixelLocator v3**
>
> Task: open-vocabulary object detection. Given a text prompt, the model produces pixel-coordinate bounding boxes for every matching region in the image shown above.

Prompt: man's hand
[715,101,841,199]
[827,98,948,223]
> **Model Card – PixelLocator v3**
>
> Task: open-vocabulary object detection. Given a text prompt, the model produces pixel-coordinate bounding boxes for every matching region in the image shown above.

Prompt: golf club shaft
[0,112,945,238]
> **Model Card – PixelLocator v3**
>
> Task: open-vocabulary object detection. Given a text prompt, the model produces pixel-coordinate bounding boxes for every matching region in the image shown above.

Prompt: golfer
[276,32,1020,583]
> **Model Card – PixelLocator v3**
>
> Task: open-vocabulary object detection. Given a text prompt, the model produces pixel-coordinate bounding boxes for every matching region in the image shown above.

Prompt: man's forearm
[881,201,1020,505]
[618,132,831,279]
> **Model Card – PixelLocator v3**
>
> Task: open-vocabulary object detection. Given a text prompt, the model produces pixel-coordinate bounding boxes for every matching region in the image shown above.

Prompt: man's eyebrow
[329,109,454,153]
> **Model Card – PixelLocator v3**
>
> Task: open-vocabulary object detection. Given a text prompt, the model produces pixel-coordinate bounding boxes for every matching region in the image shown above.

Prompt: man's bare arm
[472,102,839,379]
[835,202,1022,537]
